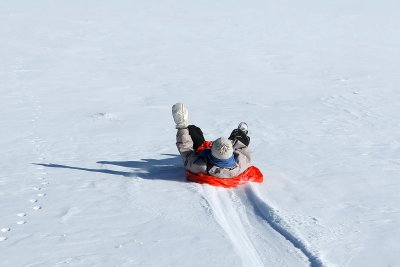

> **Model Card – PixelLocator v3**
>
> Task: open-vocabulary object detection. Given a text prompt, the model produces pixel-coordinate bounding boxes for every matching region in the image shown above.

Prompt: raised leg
[188,125,206,151]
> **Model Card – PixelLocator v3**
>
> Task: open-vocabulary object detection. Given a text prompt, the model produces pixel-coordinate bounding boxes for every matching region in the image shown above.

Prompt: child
[172,103,251,178]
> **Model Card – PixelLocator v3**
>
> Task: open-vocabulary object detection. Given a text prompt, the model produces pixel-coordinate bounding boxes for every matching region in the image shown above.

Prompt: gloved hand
[172,103,189,129]
[228,128,250,146]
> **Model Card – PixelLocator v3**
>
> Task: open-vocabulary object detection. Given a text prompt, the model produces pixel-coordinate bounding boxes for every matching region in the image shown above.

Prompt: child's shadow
[34,154,185,183]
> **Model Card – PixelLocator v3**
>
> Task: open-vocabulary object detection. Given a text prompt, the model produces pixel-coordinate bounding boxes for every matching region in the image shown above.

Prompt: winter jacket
[176,128,251,178]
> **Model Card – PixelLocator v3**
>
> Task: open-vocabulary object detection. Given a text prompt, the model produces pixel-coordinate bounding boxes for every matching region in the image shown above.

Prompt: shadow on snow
[33,154,186,183]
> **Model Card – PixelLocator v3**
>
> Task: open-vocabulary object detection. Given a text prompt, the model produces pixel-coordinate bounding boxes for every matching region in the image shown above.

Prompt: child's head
[211,137,234,160]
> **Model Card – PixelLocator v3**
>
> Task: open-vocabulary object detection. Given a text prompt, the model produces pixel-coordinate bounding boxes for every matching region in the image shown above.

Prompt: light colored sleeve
[233,140,252,171]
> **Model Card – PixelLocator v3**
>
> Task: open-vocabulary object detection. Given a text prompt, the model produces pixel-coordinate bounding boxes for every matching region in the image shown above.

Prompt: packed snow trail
[198,184,324,267]
[198,186,264,266]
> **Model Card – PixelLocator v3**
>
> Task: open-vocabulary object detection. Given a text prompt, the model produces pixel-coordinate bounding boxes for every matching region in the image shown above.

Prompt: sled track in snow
[199,186,264,266]
[243,186,324,267]
[199,185,324,267]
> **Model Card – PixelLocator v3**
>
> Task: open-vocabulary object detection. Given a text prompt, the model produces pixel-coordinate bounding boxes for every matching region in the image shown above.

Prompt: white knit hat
[211,137,234,160]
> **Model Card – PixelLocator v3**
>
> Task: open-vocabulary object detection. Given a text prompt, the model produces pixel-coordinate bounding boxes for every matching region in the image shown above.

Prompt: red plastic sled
[185,140,264,188]
[186,166,263,188]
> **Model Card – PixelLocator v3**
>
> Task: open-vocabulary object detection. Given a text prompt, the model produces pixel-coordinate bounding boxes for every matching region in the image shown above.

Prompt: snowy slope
[1,0,400,266]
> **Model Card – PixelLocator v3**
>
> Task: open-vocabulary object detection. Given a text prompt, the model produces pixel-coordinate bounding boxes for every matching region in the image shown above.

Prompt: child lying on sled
[172,103,252,179]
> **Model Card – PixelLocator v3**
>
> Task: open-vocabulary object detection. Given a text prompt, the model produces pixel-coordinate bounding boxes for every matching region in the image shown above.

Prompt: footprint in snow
[92,112,119,121]
[29,199,38,203]
[33,206,42,211]
[17,213,26,217]
[0,228,10,241]
[16,221,26,225]
[37,193,46,197]
[0,232,8,241]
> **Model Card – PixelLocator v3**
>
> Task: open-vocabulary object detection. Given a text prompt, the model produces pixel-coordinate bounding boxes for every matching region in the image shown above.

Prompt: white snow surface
[1,1,400,266]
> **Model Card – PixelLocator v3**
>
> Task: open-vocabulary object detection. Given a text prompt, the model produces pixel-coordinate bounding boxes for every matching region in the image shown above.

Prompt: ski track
[199,184,324,267]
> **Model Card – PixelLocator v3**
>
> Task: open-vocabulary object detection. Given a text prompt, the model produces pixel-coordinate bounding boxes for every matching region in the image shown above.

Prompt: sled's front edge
[186,166,263,188]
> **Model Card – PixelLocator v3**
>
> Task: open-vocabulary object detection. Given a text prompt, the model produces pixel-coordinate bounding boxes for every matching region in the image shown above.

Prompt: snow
[1,0,400,266]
